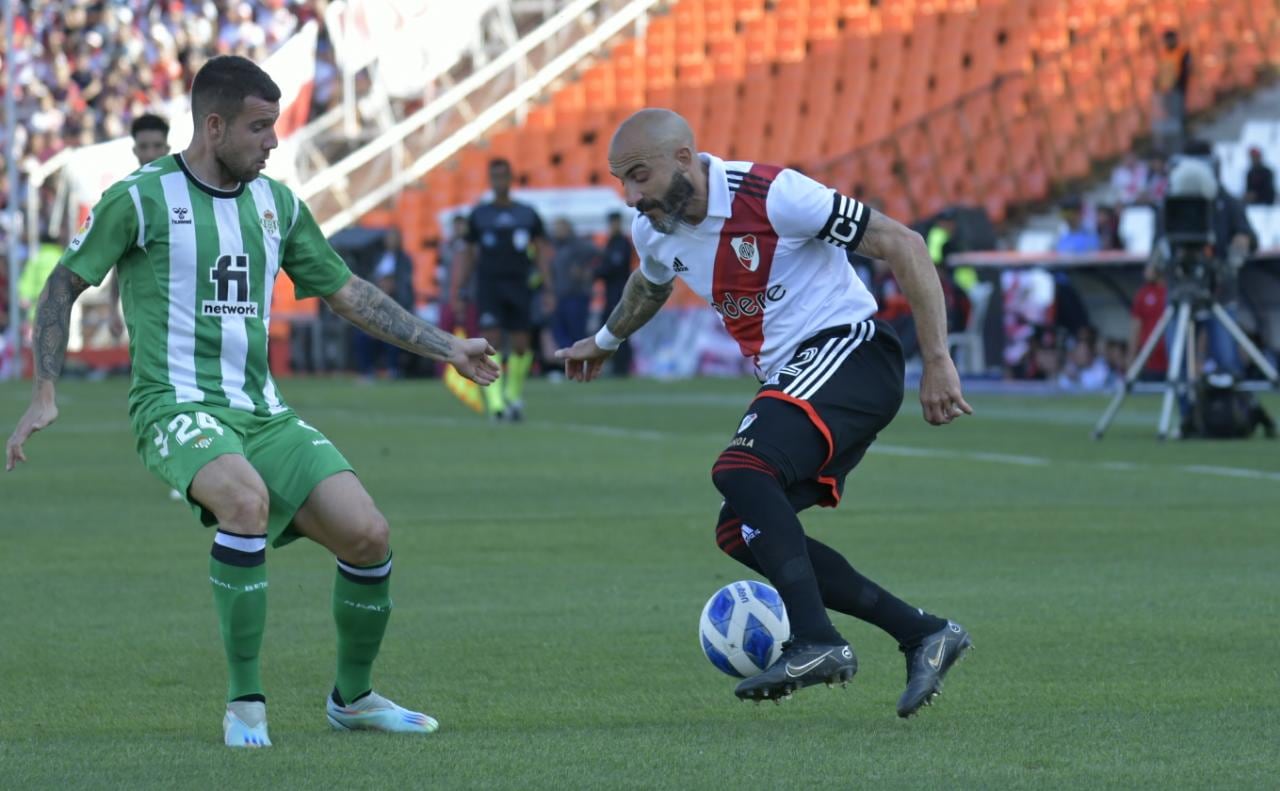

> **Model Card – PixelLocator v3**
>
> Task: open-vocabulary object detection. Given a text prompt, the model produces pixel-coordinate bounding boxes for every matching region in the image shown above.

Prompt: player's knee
[218,481,270,536]
[345,509,390,565]
[711,450,780,500]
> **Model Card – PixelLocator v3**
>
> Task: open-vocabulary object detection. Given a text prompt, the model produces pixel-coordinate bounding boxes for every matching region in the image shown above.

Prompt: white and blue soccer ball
[698,580,791,678]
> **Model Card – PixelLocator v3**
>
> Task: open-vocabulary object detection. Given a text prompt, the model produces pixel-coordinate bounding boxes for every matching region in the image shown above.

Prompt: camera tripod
[1093,272,1279,440]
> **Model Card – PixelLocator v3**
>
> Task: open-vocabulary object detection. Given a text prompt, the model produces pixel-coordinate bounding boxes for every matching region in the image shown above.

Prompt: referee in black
[450,158,554,420]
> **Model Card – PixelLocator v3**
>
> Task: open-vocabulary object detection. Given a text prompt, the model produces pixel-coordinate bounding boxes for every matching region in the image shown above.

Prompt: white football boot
[223,700,272,748]
[326,691,439,734]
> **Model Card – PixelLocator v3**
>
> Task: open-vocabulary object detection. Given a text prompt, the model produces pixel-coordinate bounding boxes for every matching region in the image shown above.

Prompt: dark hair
[191,55,282,124]
[488,157,512,172]
[1183,139,1213,157]
[131,113,169,138]
[606,210,622,222]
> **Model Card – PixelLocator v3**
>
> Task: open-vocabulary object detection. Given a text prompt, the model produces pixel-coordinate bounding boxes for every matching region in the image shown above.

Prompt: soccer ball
[698,580,791,678]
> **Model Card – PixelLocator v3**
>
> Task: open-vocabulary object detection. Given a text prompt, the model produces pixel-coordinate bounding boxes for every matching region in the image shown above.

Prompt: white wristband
[594,326,624,350]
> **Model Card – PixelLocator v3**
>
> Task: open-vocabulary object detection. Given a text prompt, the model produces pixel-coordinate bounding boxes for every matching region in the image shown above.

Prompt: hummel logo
[927,638,946,670]
[673,257,689,273]
[171,207,192,225]
[785,650,833,678]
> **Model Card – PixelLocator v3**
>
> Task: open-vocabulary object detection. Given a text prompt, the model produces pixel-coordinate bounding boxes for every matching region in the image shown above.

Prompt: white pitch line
[1181,465,1280,482]
[46,410,1280,484]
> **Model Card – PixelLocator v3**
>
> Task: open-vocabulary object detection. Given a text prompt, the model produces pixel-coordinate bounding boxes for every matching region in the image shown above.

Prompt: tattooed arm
[553,268,674,382]
[6,265,92,470]
[856,209,972,425]
[603,268,674,339]
[324,275,499,384]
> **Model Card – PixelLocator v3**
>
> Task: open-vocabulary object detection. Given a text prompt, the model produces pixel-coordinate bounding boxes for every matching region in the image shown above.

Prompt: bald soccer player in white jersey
[556,109,974,716]
[6,56,500,747]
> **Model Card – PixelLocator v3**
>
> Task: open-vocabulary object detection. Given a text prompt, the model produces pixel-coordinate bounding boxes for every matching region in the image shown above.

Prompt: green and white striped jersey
[62,154,351,426]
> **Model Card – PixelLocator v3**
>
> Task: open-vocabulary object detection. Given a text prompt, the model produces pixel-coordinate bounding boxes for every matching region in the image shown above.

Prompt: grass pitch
[2,376,1277,789]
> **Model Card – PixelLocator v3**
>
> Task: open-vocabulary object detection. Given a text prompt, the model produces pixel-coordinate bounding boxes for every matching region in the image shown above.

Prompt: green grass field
[2,376,1277,789]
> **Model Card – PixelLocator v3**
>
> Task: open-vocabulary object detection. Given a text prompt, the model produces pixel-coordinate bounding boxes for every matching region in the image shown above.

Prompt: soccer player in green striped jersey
[5,56,500,748]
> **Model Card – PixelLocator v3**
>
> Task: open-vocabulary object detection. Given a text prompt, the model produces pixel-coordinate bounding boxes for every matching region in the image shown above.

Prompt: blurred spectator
[1244,147,1275,205]
[438,214,476,335]
[926,209,958,266]
[1057,326,1112,391]
[1145,154,1170,202]
[1128,264,1168,380]
[8,1,332,272]
[595,210,635,377]
[1104,338,1130,379]
[1001,268,1056,379]
[353,228,414,381]
[1109,153,1150,206]
[1154,28,1190,155]
[18,232,63,337]
[1054,200,1101,254]
[1095,204,1124,251]
[548,218,599,351]
[130,112,170,165]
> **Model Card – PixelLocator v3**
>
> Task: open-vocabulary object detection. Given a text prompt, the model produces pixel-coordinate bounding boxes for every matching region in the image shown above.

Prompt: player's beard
[639,169,695,234]
[215,142,261,184]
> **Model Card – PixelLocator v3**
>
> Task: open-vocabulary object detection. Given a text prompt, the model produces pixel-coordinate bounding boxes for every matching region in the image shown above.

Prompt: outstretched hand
[919,356,973,426]
[554,336,614,382]
[449,337,500,385]
[6,398,59,472]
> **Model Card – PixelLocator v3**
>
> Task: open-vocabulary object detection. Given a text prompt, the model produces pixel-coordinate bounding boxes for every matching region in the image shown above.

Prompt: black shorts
[476,277,533,332]
[725,319,905,509]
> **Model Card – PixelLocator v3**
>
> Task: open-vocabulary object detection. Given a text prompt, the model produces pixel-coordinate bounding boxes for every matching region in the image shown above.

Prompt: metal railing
[301,0,663,236]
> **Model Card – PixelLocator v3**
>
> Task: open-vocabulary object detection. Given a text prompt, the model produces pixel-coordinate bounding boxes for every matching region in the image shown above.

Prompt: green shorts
[136,405,354,547]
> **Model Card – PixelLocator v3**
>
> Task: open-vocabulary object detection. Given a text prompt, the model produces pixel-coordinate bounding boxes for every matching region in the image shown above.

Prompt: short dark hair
[131,113,169,138]
[191,55,282,124]
[1183,139,1213,157]
[606,210,622,222]
[488,157,512,172]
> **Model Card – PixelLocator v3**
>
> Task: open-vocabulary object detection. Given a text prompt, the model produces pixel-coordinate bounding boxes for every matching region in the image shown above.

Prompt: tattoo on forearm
[338,277,454,360]
[605,268,673,339]
[34,266,90,384]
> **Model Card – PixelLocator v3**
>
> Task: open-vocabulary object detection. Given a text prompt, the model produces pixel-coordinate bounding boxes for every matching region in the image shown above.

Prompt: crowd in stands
[0,0,339,311]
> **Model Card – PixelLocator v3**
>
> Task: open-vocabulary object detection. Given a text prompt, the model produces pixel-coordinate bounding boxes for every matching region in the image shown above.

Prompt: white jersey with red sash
[633,153,878,378]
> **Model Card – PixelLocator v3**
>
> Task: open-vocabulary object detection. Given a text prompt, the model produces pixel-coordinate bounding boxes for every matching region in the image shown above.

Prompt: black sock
[712,457,843,645]
[718,506,945,647]
[805,538,947,648]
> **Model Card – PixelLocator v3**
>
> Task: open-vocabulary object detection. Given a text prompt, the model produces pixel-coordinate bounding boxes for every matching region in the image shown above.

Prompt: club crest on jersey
[731,234,760,272]
[68,211,92,250]
[261,210,278,235]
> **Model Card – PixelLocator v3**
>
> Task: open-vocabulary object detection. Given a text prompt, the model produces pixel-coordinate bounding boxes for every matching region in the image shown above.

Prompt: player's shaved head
[609,109,695,167]
[609,109,705,234]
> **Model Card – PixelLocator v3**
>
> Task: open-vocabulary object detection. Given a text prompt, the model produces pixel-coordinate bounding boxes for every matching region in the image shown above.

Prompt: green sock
[505,351,533,404]
[333,552,393,704]
[209,531,268,702]
[484,362,507,415]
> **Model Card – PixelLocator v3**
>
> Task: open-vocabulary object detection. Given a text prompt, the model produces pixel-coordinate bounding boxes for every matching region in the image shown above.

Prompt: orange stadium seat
[743,14,777,64]
[732,0,766,24]
[395,0,1275,239]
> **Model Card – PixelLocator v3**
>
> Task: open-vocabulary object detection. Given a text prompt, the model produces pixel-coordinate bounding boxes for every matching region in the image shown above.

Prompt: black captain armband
[817,193,869,250]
